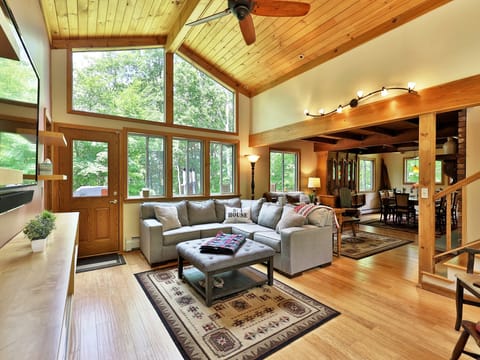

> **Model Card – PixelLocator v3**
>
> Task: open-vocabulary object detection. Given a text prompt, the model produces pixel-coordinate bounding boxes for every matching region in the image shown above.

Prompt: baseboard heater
[0,190,34,214]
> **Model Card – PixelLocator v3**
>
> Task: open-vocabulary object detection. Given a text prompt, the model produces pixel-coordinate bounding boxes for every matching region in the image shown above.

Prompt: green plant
[23,210,56,240]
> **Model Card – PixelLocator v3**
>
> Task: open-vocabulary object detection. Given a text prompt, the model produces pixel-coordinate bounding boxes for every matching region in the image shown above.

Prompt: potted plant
[23,210,56,252]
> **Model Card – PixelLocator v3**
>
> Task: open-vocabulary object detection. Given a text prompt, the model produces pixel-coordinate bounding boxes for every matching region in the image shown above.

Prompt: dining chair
[339,187,361,236]
[379,190,395,224]
[394,193,415,224]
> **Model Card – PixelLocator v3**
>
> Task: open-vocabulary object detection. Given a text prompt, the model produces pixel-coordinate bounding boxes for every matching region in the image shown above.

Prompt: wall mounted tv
[0,0,40,195]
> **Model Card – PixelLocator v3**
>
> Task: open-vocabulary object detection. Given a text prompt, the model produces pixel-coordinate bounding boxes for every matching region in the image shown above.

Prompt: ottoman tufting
[177,238,275,306]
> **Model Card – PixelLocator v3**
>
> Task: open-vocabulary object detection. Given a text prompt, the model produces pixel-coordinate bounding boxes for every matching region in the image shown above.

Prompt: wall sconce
[304,82,416,118]
[246,154,260,200]
[307,177,321,204]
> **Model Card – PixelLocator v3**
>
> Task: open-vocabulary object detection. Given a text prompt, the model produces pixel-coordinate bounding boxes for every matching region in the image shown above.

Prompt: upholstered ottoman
[177,238,275,306]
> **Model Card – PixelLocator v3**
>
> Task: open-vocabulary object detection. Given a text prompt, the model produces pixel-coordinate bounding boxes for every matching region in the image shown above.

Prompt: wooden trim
[51,36,167,49]
[165,52,174,124]
[165,0,205,53]
[250,74,480,147]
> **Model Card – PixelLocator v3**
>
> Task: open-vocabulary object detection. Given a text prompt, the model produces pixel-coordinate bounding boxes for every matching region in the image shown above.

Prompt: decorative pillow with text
[223,206,253,224]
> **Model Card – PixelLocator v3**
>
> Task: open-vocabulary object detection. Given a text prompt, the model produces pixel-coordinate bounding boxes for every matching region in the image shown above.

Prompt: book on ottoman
[200,232,246,255]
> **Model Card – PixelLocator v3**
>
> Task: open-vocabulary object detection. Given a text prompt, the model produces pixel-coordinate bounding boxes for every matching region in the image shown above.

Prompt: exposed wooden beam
[302,137,338,144]
[364,126,401,137]
[165,0,209,53]
[331,132,367,141]
[250,74,480,147]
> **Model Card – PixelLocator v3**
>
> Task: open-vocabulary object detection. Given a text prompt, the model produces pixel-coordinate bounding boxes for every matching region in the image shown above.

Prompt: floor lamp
[247,154,260,200]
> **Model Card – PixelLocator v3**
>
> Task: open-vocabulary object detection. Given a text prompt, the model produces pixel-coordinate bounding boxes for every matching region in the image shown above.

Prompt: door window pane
[127,133,165,197]
[210,142,235,194]
[72,140,108,197]
[270,150,299,192]
[172,138,203,196]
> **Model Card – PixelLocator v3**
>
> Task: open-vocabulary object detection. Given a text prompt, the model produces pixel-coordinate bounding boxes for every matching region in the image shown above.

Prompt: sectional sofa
[139,198,333,276]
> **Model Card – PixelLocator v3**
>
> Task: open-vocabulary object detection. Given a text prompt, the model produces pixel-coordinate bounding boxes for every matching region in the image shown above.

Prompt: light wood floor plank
[69,226,480,359]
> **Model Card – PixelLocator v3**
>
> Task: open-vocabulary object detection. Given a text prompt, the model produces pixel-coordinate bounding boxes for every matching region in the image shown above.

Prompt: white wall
[251,0,480,134]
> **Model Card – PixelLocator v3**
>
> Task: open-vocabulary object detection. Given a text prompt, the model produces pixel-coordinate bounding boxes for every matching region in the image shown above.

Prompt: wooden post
[418,113,437,276]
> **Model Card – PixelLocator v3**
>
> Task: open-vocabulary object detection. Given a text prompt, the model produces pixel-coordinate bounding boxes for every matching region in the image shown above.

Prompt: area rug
[337,231,412,259]
[135,267,340,360]
[360,219,418,234]
[76,253,126,273]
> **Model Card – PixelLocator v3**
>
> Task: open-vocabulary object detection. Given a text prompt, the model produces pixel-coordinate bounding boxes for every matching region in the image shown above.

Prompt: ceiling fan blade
[239,14,256,46]
[187,8,231,26]
[252,1,310,17]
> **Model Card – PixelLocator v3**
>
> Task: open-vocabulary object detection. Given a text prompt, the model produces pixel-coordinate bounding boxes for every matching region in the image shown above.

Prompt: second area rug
[135,266,340,360]
[338,231,412,259]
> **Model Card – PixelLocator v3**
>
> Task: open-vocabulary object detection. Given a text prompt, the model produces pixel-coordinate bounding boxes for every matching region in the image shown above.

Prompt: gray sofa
[139,198,333,276]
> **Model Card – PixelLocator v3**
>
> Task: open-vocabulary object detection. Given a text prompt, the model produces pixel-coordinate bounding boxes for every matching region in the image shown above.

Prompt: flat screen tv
[0,0,39,194]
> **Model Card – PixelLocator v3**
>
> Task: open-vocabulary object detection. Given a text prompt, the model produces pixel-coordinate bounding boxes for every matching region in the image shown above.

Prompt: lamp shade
[246,154,260,163]
[307,177,321,189]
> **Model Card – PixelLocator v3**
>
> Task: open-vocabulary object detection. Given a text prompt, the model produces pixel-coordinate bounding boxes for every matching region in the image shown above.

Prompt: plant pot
[31,237,47,252]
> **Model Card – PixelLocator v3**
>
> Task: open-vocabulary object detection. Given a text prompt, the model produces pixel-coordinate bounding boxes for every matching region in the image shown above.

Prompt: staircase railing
[431,170,480,266]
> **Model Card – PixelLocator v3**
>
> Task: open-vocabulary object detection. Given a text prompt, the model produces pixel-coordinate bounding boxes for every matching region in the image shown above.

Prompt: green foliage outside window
[358,159,374,192]
[173,54,235,132]
[270,151,298,192]
[127,134,165,197]
[72,49,165,121]
[0,132,36,174]
[72,140,108,193]
[172,138,203,196]
[210,142,235,194]
[404,158,443,184]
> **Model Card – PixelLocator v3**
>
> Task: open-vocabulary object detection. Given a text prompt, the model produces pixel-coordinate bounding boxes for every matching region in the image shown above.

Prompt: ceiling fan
[187,0,311,46]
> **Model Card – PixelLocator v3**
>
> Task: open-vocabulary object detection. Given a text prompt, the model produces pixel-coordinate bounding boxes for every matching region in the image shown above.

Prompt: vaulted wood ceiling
[39,0,451,97]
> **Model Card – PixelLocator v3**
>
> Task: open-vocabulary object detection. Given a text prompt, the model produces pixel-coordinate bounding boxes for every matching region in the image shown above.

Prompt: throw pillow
[223,206,253,224]
[276,207,306,233]
[214,198,241,222]
[286,194,300,204]
[187,200,217,225]
[153,206,181,231]
[257,202,283,229]
[307,208,332,227]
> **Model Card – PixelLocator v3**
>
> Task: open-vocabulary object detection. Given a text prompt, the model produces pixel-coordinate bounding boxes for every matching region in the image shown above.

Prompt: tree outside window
[358,158,374,192]
[404,157,443,184]
[173,54,235,132]
[269,150,298,192]
[210,142,235,194]
[72,48,165,122]
[127,133,165,197]
[172,138,203,196]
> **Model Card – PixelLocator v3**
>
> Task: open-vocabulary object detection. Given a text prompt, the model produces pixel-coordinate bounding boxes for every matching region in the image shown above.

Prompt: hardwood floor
[69,225,480,359]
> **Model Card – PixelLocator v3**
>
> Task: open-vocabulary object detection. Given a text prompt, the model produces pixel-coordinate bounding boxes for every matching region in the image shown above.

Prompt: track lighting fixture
[304,82,416,118]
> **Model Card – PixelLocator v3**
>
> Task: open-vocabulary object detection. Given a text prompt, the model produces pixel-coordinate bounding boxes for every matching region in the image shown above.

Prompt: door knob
[109,199,118,204]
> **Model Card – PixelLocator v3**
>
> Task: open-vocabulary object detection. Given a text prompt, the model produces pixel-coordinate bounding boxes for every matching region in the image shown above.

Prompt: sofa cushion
[253,231,281,252]
[153,206,181,231]
[162,227,201,246]
[231,223,271,239]
[224,206,253,224]
[190,223,233,238]
[214,198,241,222]
[276,207,306,233]
[187,200,217,225]
[140,201,189,226]
[240,198,265,223]
[257,202,283,229]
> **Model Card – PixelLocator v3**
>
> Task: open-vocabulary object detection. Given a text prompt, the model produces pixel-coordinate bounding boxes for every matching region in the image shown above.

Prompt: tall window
[127,133,165,197]
[173,54,235,132]
[404,157,443,184]
[269,150,299,192]
[358,159,374,192]
[172,138,203,196]
[210,142,235,194]
[72,48,165,121]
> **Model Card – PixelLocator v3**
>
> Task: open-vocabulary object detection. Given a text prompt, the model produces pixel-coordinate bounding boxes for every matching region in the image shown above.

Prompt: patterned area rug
[338,231,412,259]
[135,267,340,360]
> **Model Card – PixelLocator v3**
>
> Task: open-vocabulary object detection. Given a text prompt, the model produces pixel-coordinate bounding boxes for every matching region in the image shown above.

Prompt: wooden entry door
[56,126,120,257]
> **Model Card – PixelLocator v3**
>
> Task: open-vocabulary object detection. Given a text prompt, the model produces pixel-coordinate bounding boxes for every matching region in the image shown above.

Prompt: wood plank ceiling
[39,0,451,97]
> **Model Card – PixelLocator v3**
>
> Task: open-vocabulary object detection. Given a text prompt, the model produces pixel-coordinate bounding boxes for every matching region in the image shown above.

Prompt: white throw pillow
[223,206,253,224]
[153,206,182,231]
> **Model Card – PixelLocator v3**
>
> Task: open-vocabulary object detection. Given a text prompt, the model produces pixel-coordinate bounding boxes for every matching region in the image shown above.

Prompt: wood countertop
[0,212,79,360]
